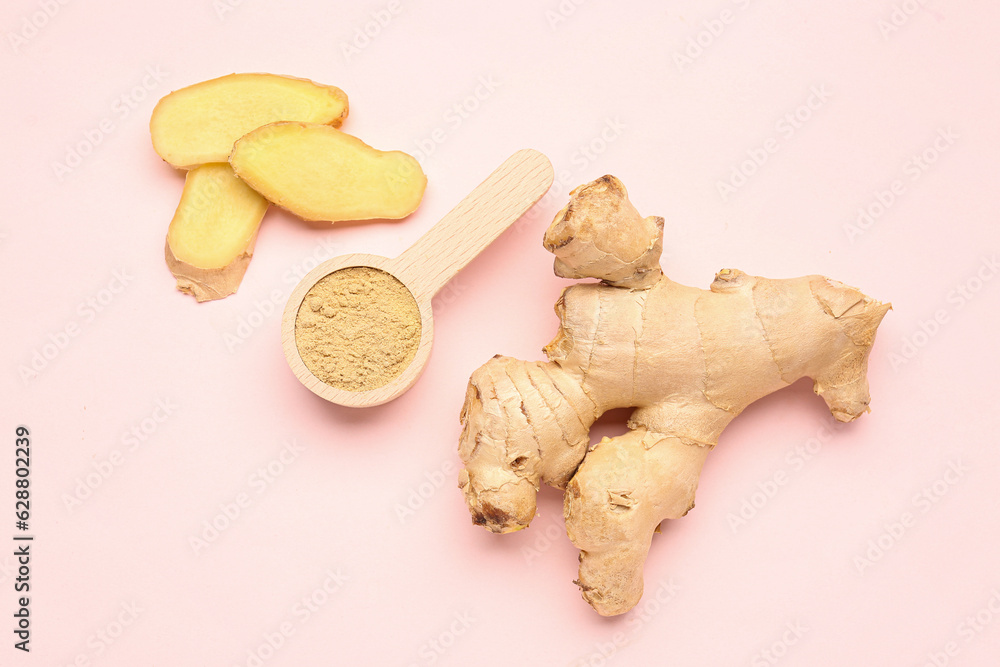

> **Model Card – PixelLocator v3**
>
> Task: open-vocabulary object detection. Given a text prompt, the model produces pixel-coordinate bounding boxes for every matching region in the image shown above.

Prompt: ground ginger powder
[295,267,421,392]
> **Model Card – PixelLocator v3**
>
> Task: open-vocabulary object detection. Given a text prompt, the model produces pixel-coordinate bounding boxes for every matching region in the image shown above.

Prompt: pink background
[3,1,1000,665]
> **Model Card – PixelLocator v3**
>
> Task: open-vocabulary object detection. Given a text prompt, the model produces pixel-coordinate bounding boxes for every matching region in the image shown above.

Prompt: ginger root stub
[457,175,891,616]
[295,267,421,392]
[164,163,268,302]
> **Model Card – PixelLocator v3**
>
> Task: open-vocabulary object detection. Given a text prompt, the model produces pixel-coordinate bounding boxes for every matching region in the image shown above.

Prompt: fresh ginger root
[229,121,427,223]
[458,175,890,616]
[165,163,269,302]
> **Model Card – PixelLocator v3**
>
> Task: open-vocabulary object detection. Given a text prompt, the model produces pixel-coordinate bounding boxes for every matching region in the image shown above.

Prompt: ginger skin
[458,175,890,616]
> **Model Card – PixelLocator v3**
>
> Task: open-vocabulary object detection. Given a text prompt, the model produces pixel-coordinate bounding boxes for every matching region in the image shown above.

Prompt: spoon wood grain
[281,149,554,407]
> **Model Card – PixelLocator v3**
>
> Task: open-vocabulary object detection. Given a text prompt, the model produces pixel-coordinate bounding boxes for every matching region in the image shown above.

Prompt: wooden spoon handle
[394,149,553,300]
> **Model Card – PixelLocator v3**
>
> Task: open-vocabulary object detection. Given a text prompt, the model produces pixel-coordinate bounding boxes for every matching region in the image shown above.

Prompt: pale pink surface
[2,1,1000,665]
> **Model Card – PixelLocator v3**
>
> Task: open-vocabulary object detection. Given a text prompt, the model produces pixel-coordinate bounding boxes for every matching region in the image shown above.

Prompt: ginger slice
[229,121,426,222]
[150,73,349,169]
[165,163,268,302]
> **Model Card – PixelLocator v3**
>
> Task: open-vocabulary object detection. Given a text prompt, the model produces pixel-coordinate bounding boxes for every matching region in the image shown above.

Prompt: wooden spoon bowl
[281,149,554,407]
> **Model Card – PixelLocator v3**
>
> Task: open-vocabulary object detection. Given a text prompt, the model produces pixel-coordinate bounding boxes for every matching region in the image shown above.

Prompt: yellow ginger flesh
[150,73,348,169]
[229,122,426,223]
[164,163,268,302]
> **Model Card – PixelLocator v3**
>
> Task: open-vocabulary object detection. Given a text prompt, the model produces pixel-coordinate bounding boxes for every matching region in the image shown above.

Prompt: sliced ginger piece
[229,121,426,222]
[150,73,349,169]
[165,163,269,302]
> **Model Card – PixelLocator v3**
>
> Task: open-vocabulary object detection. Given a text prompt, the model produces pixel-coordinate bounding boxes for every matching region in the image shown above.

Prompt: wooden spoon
[281,148,554,407]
